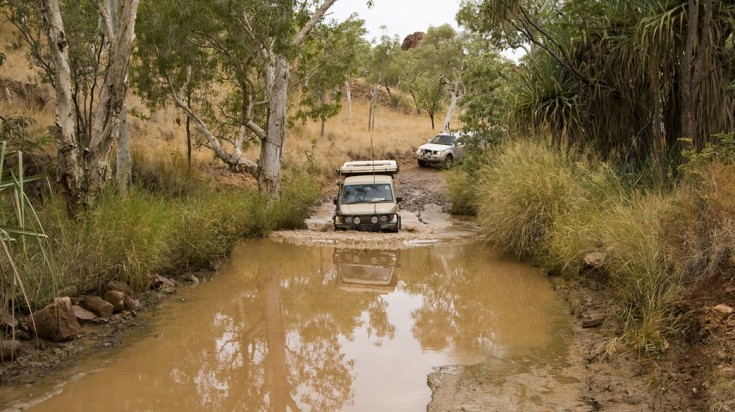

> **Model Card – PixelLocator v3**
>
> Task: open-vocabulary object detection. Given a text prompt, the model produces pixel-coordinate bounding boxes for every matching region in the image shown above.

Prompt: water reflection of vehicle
[334,248,399,294]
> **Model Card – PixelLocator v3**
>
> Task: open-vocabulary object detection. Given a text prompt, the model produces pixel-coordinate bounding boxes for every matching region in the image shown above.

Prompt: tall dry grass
[465,138,679,354]
[285,99,441,178]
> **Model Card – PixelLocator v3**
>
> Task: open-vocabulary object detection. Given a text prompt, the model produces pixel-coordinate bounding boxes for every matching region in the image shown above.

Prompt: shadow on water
[3,240,570,411]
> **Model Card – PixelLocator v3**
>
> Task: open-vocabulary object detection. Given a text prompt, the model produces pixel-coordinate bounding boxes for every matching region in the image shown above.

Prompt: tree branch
[293,0,338,46]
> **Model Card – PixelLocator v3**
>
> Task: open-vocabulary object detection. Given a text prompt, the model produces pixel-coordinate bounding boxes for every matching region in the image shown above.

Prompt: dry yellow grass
[285,99,441,173]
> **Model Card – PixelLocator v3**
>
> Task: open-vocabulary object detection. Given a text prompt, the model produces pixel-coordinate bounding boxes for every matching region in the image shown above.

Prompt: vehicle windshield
[341,184,394,204]
[429,134,455,145]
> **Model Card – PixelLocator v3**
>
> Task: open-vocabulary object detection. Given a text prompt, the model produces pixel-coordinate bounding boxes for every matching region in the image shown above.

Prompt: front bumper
[416,150,447,163]
[333,213,401,232]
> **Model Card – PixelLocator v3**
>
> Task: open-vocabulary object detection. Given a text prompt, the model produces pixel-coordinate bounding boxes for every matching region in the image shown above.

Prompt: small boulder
[123,296,140,311]
[713,304,734,318]
[31,297,80,342]
[72,305,97,323]
[103,290,126,313]
[105,280,132,296]
[582,317,606,328]
[82,295,114,318]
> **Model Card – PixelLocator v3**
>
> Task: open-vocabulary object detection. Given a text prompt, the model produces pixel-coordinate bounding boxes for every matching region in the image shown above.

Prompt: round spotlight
[345,216,352,224]
[353,217,361,225]
[371,216,379,224]
[379,215,388,223]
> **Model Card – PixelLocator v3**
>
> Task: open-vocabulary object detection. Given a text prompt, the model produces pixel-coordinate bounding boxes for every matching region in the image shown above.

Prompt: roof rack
[337,160,399,176]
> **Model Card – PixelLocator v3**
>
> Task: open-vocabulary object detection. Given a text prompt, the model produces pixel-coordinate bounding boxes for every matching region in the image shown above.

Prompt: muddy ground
[0,162,724,411]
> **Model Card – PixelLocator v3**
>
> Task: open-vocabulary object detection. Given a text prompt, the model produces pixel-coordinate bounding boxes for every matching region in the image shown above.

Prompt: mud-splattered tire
[418,159,428,167]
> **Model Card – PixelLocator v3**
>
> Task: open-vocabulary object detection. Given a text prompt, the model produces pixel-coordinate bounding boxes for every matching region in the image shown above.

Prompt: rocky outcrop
[401,32,425,50]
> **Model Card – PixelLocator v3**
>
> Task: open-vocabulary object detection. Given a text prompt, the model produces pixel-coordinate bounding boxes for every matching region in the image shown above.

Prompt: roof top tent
[337,160,399,176]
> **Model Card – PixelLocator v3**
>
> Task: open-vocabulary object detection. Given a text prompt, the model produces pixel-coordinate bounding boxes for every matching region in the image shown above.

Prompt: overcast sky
[327,0,461,43]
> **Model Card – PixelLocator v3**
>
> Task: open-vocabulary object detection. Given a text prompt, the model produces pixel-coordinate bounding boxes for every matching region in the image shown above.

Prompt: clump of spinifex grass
[592,194,679,355]
[475,139,586,260]
[468,138,679,354]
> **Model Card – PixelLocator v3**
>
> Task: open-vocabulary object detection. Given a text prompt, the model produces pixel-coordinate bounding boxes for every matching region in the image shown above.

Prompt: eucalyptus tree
[459,35,515,143]
[363,34,401,130]
[401,25,466,130]
[2,0,139,213]
[293,15,368,136]
[134,0,358,199]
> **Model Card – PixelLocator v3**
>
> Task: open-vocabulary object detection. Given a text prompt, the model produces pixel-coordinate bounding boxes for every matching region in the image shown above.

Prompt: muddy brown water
[2,238,570,411]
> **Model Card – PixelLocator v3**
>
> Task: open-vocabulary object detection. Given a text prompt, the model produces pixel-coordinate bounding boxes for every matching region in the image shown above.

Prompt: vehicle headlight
[345,216,352,224]
[353,217,361,225]
[379,215,388,223]
[371,216,379,224]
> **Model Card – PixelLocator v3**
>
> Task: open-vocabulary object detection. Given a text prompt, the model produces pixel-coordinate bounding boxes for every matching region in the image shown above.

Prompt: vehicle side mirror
[333,197,338,205]
[397,196,403,203]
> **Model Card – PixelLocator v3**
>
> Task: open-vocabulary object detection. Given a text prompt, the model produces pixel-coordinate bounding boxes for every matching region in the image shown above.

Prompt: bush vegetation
[9,151,320,308]
[447,136,735,355]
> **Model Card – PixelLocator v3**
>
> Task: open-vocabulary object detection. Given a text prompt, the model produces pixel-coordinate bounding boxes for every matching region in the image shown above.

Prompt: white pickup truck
[333,160,402,232]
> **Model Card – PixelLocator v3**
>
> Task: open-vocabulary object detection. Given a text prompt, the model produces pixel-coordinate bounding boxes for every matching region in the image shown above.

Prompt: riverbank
[1,163,730,411]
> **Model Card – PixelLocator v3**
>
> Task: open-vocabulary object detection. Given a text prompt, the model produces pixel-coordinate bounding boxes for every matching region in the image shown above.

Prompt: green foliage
[0,115,48,152]
[398,25,465,128]
[679,133,735,182]
[293,15,368,126]
[460,0,735,175]
[0,142,58,311]
[3,0,107,139]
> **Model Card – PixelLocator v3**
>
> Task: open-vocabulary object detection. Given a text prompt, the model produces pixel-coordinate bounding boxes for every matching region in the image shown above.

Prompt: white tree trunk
[115,104,131,194]
[345,79,352,120]
[258,55,289,198]
[85,0,139,204]
[38,0,84,212]
[443,81,462,133]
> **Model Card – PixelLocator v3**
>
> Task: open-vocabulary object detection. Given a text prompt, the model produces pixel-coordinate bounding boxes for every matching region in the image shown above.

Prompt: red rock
[713,304,734,316]
[105,280,132,296]
[31,297,80,342]
[72,305,97,322]
[82,295,114,318]
[103,290,125,313]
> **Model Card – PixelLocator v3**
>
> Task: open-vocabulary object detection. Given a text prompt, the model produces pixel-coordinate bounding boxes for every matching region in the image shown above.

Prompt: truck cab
[333,160,401,232]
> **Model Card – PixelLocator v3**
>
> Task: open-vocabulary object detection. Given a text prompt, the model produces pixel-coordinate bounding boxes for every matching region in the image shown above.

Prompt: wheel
[418,159,428,167]
[442,154,454,168]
